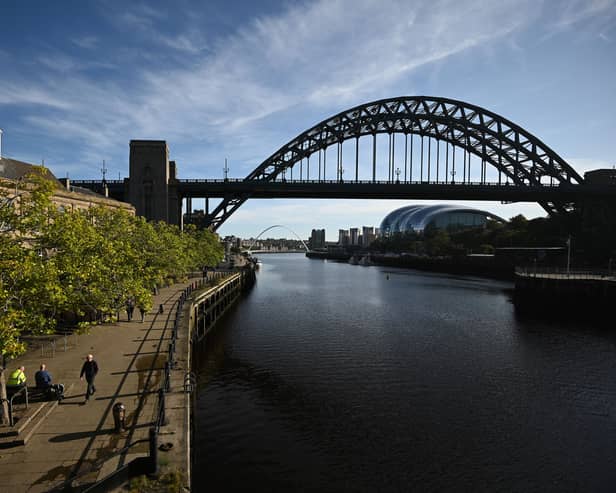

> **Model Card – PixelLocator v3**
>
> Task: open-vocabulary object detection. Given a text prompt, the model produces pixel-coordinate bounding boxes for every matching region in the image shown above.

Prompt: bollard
[112,402,126,432]
[149,427,159,476]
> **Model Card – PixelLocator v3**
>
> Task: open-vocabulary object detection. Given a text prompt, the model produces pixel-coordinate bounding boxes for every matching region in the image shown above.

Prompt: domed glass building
[380,204,503,235]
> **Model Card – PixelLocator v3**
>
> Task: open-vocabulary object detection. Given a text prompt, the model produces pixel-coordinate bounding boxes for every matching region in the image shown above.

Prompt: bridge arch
[246,225,310,252]
[205,96,584,230]
[250,96,581,186]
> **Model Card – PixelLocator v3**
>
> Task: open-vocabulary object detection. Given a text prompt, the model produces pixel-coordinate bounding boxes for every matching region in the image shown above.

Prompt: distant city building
[362,226,376,247]
[379,204,503,235]
[350,227,359,246]
[338,229,350,246]
[309,229,326,249]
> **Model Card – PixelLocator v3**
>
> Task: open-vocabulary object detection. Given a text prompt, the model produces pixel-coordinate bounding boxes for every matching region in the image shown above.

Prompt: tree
[0,171,225,423]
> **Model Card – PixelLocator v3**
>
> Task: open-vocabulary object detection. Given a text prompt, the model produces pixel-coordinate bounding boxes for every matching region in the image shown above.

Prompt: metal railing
[515,266,615,281]
[174,178,566,187]
[151,270,245,470]
[149,276,211,475]
[1,386,28,427]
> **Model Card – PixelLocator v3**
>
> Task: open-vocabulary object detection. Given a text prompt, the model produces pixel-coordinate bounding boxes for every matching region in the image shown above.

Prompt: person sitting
[6,365,27,399]
[34,363,65,401]
[7,365,27,388]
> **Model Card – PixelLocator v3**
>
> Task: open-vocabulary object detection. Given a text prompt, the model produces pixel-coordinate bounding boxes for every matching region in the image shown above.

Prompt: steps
[0,383,74,449]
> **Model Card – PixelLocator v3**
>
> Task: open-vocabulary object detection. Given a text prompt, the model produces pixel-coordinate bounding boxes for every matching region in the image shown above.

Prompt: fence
[149,270,242,472]
[515,266,615,281]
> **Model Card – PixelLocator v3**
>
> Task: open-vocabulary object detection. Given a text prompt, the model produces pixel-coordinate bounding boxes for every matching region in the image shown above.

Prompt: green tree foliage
[0,174,224,359]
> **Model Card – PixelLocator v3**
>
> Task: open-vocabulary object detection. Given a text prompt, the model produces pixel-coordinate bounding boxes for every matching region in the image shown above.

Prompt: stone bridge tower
[128,140,181,225]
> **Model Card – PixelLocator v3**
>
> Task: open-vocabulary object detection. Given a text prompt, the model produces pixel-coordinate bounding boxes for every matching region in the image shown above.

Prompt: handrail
[153,275,210,433]
[151,269,249,465]
[2,385,28,427]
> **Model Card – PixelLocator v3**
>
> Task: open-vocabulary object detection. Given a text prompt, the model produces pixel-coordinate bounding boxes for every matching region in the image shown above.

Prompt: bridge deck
[71,179,615,202]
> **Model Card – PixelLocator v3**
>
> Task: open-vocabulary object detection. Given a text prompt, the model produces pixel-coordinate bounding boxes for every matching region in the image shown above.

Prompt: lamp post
[223,158,229,181]
[395,167,401,184]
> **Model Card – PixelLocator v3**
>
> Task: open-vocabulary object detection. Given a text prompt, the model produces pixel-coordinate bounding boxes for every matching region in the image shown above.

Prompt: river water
[193,253,616,492]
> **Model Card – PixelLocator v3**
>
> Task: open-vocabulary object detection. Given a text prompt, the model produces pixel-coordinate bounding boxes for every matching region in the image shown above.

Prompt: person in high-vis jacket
[7,366,27,387]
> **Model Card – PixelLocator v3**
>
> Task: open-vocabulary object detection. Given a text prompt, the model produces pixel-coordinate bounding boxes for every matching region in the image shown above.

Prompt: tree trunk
[1,368,9,425]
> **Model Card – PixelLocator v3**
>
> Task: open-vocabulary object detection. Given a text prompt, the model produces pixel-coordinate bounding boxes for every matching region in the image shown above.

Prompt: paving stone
[0,282,192,492]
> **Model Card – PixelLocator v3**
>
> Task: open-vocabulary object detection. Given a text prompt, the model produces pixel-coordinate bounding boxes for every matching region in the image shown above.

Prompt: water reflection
[194,254,616,492]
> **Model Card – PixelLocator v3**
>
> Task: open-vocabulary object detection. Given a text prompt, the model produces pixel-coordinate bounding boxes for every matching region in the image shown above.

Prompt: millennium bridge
[70,96,615,230]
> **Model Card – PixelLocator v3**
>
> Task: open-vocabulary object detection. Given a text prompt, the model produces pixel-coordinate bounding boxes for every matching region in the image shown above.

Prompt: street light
[395,168,401,184]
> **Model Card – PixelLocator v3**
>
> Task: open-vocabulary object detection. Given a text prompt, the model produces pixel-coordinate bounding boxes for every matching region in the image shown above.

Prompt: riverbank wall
[513,269,616,322]
[306,251,513,280]
[176,267,255,489]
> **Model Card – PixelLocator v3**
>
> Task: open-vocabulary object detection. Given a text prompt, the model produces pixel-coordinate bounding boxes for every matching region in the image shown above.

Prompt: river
[193,253,616,492]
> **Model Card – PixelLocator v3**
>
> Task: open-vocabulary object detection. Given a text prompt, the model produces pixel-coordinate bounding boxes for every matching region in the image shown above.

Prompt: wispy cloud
[111,2,166,32]
[599,32,612,42]
[0,82,73,110]
[72,36,99,49]
[540,0,616,40]
[159,33,208,54]
[0,0,610,186]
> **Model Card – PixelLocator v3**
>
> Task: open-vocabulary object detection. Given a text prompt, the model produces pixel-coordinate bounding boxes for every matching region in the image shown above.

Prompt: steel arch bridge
[206,96,583,230]
[72,96,613,231]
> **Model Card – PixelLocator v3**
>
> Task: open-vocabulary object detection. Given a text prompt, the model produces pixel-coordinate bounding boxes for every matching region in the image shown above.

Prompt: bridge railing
[174,178,565,187]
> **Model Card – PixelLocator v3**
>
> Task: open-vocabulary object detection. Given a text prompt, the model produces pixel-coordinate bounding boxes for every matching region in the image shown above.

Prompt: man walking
[80,354,99,403]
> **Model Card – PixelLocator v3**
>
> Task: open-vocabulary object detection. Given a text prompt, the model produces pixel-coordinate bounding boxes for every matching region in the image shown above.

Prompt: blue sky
[1,0,615,240]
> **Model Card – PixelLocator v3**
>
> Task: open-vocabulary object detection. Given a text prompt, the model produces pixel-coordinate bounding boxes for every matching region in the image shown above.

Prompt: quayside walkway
[0,281,193,492]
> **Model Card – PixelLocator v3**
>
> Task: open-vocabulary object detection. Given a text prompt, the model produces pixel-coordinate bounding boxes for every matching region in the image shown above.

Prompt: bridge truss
[206,96,583,230]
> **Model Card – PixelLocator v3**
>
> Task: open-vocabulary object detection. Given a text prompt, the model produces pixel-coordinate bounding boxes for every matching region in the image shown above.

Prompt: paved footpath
[0,282,191,492]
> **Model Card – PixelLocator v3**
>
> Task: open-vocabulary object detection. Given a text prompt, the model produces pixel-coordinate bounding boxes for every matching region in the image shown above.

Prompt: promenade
[0,282,191,492]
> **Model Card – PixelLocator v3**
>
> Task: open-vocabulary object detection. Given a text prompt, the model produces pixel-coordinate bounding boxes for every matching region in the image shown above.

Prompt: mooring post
[149,427,158,475]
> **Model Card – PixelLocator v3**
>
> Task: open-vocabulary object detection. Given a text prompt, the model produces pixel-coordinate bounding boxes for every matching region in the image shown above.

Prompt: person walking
[80,354,99,403]
[126,298,135,321]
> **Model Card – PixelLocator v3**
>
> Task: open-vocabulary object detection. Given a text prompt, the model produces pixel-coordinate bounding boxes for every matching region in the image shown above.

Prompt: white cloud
[3,0,537,164]
[2,0,613,236]
[540,0,616,40]
[0,83,73,110]
[72,36,99,49]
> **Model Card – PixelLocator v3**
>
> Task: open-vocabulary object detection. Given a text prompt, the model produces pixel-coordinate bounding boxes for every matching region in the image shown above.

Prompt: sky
[0,0,615,240]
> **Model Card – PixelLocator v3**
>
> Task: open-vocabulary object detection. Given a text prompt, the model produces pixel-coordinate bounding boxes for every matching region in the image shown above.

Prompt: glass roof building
[380,204,503,235]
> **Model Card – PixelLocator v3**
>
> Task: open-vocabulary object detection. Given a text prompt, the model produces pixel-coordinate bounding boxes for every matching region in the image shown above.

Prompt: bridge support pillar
[128,140,180,225]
